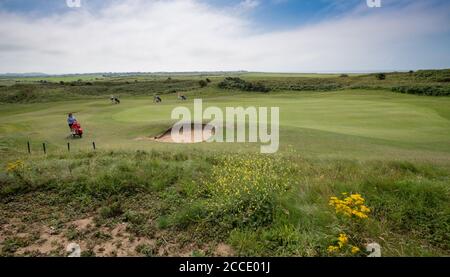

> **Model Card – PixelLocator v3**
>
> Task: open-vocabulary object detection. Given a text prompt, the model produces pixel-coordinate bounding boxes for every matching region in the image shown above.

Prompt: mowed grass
[1,89,450,162]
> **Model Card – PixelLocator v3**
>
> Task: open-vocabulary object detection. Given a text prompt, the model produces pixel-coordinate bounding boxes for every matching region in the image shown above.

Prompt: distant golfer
[67,113,77,129]
[178,92,187,101]
[111,95,120,104]
[154,95,162,103]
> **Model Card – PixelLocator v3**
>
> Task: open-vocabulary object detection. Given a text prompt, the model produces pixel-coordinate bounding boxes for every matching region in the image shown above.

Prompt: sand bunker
[152,123,216,144]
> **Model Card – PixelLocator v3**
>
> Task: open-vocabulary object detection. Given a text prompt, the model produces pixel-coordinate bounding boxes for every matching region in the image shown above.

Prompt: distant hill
[0,71,249,78]
[0,73,49,78]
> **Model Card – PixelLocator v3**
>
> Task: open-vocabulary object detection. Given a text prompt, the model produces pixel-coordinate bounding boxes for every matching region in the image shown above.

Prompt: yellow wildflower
[6,160,24,173]
[327,246,340,253]
[338,233,348,248]
[360,205,371,213]
[329,193,371,219]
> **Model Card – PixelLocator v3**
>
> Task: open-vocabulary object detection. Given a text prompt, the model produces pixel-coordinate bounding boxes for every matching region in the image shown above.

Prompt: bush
[218,77,270,93]
[414,69,450,80]
[375,73,386,80]
[438,78,450,83]
[392,86,450,96]
[199,80,208,88]
[201,155,292,228]
[0,85,40,103]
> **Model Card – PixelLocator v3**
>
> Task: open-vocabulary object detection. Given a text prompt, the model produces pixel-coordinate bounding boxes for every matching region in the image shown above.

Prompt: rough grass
[0,150,448,256]
[1,69,449,103]
[0,79,202,103]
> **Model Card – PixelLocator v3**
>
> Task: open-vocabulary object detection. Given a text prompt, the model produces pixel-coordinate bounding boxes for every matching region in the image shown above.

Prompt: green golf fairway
[1,89,450,162]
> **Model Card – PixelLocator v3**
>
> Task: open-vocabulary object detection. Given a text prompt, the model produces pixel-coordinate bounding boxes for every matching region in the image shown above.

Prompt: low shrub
[202,155,293,228]
[392,85,450,96]
[199,80,208,88]
[218,77,270,92]
[375,73,386,80]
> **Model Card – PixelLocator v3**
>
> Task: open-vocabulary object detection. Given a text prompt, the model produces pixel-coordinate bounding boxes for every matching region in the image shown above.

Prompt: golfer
[67,113,77,129]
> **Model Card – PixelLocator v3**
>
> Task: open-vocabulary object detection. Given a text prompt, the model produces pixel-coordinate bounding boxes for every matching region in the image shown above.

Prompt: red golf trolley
[70,121,84,138]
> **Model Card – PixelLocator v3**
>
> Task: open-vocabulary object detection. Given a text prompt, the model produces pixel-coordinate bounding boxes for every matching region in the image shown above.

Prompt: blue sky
[209,0,369,28]
[1,0,446,28]
[0,0,449,73]
[0,0,386,28]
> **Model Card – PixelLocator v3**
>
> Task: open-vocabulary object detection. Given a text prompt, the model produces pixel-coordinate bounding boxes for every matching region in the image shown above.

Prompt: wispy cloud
[238,0,260,11]
[0,0,449,73]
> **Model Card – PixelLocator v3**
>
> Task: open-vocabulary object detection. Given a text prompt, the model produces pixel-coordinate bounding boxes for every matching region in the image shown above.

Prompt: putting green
[113,92,450,142]
[282,98,450,143]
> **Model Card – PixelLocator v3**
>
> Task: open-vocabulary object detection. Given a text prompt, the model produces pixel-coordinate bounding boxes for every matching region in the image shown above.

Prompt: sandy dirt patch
[214,243,235,257]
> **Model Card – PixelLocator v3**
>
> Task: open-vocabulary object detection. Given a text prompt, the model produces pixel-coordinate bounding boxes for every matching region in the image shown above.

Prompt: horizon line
[1,68,450,77]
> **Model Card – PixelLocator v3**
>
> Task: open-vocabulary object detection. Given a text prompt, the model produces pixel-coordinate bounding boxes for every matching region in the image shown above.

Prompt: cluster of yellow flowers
[329,193,371,219]
[6,160,24,173]
[327,233,360,254]
[205,155,291,218]
[328,193,371,256]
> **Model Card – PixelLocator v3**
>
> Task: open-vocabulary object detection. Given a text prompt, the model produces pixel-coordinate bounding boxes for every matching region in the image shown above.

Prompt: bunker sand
[138,123,216,144]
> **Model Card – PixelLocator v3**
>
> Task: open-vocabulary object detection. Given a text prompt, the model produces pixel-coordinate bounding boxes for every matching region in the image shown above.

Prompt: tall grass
[1,151,449,256]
